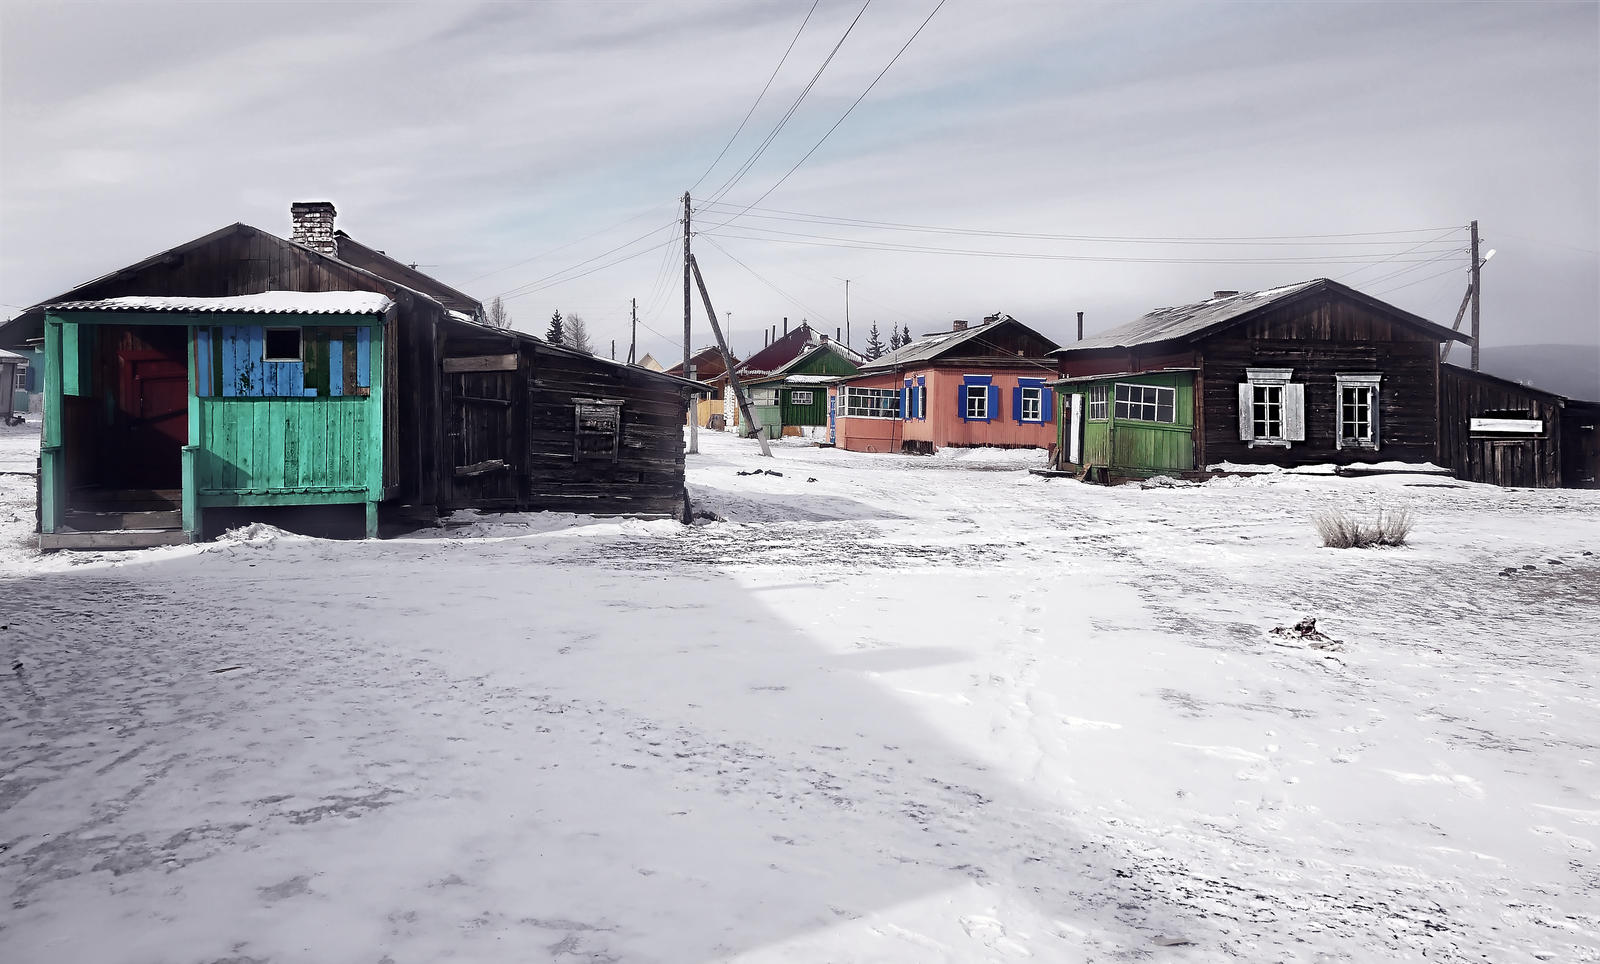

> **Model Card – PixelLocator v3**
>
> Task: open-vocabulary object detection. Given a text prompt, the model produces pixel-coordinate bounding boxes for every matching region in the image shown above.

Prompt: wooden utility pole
[629,297,637,365]
[1440,284,1474,365]
[683,192,698,454]
[691,255,770,457]
[1469,219,1481,372]
[844,279,851,350]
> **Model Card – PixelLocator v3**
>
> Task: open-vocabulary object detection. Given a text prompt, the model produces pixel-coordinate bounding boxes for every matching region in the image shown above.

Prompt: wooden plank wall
[523,347,689,518]
[1200,339,1439,466]
[1438,366,1563,487]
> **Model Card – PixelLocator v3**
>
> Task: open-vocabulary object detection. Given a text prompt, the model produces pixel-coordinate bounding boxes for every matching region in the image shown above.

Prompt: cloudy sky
[2,0,1596,366]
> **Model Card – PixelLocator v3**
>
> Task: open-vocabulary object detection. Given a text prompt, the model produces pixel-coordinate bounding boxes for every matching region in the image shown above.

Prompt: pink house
[827,314,1060,454]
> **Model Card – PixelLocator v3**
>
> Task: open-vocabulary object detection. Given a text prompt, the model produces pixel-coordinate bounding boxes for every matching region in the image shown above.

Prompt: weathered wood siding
[1199,340,1439,467]
[1438,365,1564,487]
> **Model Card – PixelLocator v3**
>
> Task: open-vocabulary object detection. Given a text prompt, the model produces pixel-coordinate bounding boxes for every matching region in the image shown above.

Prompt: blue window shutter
[1011,386,1022,423]
[1042,387,1055,422]
[987,385,1000,423]
[957,384,968,421]
[898,388,906,419]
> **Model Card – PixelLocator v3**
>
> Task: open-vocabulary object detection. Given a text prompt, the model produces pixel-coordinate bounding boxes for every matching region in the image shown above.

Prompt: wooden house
[1049,280,1468,479]
[0,348,24,423]
[1438,363,1600,488]
[742,339,862,439]
[666,346,737,429]
[714,321,863,435]
[6,202,699,549]
[826,314,1059,454]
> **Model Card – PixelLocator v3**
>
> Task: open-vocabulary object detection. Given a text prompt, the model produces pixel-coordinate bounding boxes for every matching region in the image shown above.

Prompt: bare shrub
[1315,506,1412,548]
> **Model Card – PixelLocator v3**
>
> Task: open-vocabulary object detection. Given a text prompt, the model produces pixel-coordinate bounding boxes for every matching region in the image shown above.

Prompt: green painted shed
[1052,370,1197,479]
[741,340,862,440]
[39,292,394,549]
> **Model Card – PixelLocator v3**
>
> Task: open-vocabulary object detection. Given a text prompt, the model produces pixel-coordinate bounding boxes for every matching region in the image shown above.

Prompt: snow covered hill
[2,426,1598,962]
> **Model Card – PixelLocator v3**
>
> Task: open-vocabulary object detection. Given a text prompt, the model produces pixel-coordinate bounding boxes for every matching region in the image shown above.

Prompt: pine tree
[547,309,565,344]
[901,323,912,347]
[888,326,905,351]
[487,296,511,329]
[865,321,886,359]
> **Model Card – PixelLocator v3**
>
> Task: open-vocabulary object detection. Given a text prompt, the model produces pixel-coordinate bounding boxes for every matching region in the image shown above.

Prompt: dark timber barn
[4,202,699,548]
[1438,363,1600,488]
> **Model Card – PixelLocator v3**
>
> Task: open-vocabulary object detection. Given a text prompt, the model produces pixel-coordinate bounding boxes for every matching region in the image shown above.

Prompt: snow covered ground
[2,424,1598,962]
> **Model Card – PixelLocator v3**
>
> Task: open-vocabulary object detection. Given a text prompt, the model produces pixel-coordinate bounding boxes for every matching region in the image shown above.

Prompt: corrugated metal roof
[1058,278,1468,353]
[1065,282,1321,351]
[47,291,396,315]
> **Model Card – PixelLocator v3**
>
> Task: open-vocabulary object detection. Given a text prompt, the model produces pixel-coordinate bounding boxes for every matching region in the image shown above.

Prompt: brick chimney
[291,201,338,256]
[951,319,969,331]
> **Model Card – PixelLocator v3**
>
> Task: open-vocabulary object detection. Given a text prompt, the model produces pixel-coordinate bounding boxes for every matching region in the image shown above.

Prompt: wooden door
[1068,393,1084,465]
[117,328,188,490]
[443,368,520,507]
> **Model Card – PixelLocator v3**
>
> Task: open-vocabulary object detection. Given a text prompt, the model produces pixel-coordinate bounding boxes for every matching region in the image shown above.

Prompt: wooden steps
[40,529,190,550]
[44,490,189,551]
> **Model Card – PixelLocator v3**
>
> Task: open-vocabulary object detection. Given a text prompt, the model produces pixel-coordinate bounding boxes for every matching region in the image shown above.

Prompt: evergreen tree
[865,321,886,359]
[547,309,565,344]
[901,323,912,347]
[888,326,905,351]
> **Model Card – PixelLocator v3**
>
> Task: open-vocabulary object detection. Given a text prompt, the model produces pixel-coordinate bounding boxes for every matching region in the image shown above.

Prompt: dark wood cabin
[1050,279,1469,478]
[1438,364,1600,488]
[4,202,699,548]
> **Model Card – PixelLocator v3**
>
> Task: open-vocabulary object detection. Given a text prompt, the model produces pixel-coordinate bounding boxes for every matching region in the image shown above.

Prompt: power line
[1334,226,1463,282]
[497,220,679,299]
[701,201,1467,246]
[466,202,675,284]
[707,0,948,231]
[1357,248,1462,290]
[688,0,821,194]
[1374,260,1470,297]
[703,0,873,208]
[705,226,1466,265]
[700,234,835,325]
[502,234,681,302]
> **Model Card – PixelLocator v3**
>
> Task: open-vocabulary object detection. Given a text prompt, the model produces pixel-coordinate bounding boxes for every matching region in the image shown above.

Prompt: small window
[1088,384,1108,420]
[1335,374,1381,449]
[790,390,813,406]
[1020,386,1043,421]
[1253,384,1283,438]
[574,399,622,461]
[1114,383,1175,423]
[264,328,303,362]
[13,364,27,392]
[965,384,988,420]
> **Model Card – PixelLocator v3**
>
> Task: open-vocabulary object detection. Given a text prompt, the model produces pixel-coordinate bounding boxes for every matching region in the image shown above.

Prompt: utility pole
[629,297,637,365]
[844,279,851,351]
[683,192,698,454]
[1469,219,1481,372]
[691,256,770,456]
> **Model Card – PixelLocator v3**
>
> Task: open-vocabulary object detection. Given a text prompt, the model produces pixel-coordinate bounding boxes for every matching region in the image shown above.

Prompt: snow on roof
[784,373,843,384]
[47,291,396,315]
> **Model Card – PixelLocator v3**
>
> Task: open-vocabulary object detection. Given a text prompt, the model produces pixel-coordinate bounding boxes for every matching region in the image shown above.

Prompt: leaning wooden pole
[1440,283,1474,365]
[690,255,771,457]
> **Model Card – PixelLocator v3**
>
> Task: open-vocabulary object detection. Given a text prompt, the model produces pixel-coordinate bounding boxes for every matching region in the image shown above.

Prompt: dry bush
[1315,506,1412,548]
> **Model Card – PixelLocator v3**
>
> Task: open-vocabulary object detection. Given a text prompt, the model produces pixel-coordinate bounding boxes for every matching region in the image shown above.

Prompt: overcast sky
[2,0,1596,366]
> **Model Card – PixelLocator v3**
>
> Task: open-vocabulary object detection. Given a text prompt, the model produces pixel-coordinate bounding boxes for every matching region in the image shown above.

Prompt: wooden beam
[454,459,509,478]
[443,354,518,373]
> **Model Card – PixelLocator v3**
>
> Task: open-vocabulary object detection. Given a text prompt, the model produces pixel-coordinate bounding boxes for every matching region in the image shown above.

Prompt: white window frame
[1239,367,1303,447]
[844,387,899,418]
[13,364,27,392]
[1335,374,1381,450]
[789,389,814,406]
[964,384,988,420]
[1088,384,1109,420]
[1113,383,1176,424]
[1019,385,1043,422]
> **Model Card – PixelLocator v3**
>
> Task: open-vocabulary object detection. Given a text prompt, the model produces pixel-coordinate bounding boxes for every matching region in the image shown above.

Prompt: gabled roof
[665,345,736,379]
[858,314,1058,371]
[0,221,463,348]
[746,338,861,383]
[1057,278,1468,354]
[733,322,867,378]
[441,314,706,392]
[333,231,483,317]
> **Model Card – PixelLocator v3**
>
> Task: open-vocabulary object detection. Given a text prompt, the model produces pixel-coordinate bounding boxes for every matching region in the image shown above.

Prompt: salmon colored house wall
[829,367,1057,454]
